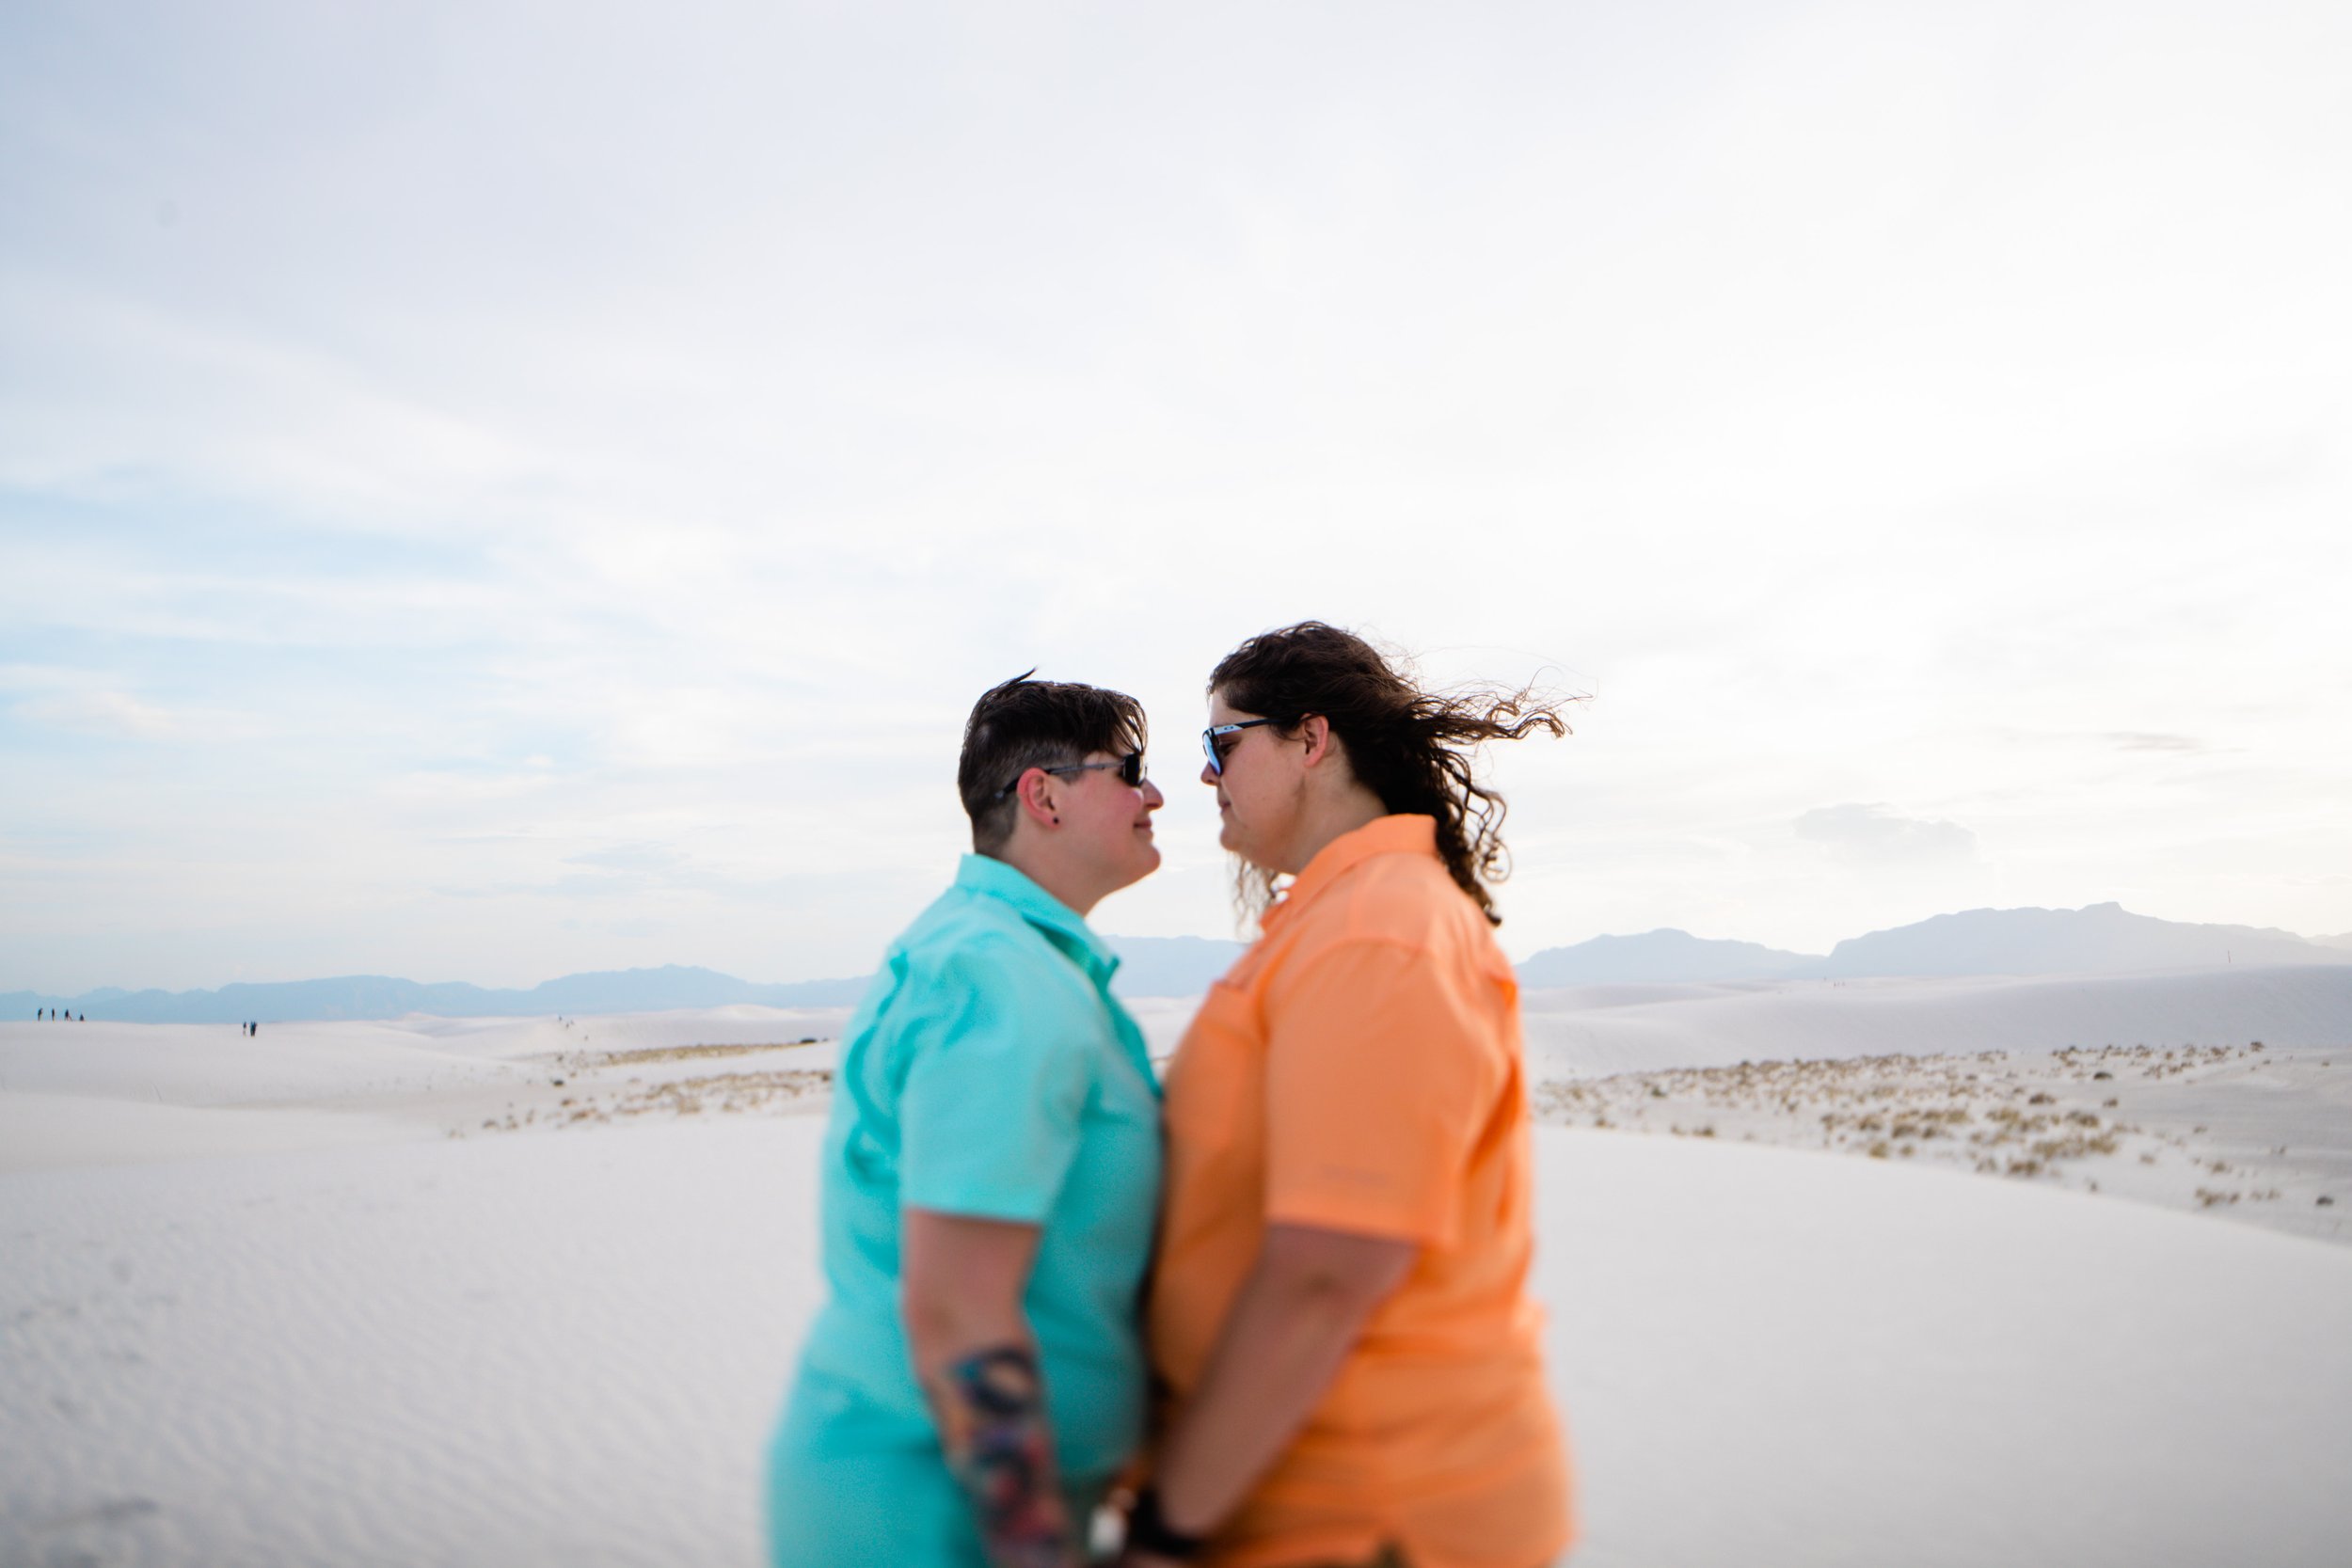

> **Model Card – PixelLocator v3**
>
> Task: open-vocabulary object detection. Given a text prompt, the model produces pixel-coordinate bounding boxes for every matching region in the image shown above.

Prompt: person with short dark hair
[769,673,1168,1567]
[1126,623,1576,1568]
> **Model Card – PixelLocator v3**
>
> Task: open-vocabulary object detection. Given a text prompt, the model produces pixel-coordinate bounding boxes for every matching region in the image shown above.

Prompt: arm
[903,1207,1081,1568]
[1128,1221,1416,1561]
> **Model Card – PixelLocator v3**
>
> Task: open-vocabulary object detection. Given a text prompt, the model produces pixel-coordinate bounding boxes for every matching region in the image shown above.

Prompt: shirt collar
[954,853,1120,984]
[1263,814,1440,928]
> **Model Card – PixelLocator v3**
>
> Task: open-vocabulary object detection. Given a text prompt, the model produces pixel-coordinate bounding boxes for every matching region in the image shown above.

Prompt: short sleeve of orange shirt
[1262,935,1506,1247]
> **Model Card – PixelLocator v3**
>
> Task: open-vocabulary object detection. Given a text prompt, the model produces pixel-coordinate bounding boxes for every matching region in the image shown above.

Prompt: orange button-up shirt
[1151,815,1573,1568]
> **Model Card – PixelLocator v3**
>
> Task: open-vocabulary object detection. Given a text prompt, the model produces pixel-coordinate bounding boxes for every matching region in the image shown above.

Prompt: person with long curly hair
[1122,623,1576,1568]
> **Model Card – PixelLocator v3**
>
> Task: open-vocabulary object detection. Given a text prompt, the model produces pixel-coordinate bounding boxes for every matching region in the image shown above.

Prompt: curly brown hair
[1209,622,1574,925]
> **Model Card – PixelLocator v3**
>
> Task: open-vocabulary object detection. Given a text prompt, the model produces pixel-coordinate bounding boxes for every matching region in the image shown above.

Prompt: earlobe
[1022,773,1061,830]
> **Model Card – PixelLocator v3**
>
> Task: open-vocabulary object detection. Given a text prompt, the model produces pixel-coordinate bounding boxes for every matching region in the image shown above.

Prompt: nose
[1140,777,1166,810]
[1200,757,1219,787]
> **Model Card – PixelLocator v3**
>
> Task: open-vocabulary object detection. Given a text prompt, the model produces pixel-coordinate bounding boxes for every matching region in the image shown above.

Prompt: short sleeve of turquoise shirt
[898,936,1099,1223]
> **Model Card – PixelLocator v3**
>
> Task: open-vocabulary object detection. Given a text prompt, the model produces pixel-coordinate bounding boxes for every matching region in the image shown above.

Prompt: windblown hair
[1209,622,1573,926]
[958,672,1148,856]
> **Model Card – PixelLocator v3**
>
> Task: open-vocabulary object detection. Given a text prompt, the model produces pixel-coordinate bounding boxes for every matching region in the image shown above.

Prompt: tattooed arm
[903,1208,1079,1568]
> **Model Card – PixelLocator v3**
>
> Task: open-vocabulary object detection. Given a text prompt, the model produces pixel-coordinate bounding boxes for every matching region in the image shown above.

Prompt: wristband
[1125,1487,1210,1560]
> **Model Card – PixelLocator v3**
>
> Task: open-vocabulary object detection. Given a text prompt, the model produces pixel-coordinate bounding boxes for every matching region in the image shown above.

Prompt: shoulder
[1316,849,1498,961]
[894,889,1099,1031]
[903,895,1064,985]
[1265,858,1512,1026]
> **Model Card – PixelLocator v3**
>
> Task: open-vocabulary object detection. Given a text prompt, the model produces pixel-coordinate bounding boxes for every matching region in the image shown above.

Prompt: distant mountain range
[10,907,2347,1022]
[4,936,1248,1024]
[1514,903,2351,987]
[3,966,873,1026]
[1814,903,2345,978]
[1517,930,1818,986]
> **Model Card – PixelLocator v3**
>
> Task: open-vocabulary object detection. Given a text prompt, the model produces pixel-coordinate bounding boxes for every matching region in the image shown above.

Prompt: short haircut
[958,672,1148,855]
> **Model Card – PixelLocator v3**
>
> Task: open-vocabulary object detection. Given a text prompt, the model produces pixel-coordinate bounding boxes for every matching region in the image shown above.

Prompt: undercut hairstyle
[1209,622,1576,926]
[958,672,1149,856]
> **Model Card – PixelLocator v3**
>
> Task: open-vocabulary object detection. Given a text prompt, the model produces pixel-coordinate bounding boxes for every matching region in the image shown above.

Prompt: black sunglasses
[993,751,1147,800]
[1200,718,1289,777]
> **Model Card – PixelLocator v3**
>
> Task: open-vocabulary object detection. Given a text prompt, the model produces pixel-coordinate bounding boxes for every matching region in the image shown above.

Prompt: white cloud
[1796,804,1979,864]
[3,0,2349,990]
[12,688,179,740]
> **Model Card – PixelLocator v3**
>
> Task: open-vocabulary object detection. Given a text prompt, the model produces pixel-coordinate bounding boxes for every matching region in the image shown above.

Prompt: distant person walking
[767,673,1168,1567]
[1125,623,1576,1568]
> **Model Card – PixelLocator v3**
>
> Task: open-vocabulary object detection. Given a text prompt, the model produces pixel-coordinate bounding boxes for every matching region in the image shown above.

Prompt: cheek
[1216,782,1264,842]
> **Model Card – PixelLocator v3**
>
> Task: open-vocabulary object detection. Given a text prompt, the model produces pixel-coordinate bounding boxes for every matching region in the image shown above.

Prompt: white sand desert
[5,967,2350,1566]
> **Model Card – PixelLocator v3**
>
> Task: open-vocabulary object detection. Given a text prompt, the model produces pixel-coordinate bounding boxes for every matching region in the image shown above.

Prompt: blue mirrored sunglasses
[1200,718,1287,777]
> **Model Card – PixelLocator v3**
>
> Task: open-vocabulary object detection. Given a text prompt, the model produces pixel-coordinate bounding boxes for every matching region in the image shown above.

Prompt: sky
[4,0,2348,994]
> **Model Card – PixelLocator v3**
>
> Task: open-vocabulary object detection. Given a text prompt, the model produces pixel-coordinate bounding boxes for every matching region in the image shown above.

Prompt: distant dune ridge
[10,906,2348,1022]
[1518,963,2352,1080]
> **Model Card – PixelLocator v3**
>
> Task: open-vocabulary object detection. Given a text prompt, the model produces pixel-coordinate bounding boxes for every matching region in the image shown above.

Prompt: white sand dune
[4,1003,2349,1565]
[5,1114,2346,1567]
[0,1092,418,1171]
[1519,962,2352,1077]
[0,1012,848,1172]
[0,1008,857,1103]
[1542,1131,2351,1567]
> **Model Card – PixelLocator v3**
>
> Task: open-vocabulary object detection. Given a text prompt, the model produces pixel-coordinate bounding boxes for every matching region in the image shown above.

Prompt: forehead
[1207,689,1253,726]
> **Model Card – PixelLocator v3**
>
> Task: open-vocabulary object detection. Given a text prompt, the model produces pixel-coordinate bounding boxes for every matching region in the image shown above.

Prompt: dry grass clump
[612,1068,832,1117]
[1530,1037,2343,1239]
[590,1038,826,1069]
[471,1061,834,1135]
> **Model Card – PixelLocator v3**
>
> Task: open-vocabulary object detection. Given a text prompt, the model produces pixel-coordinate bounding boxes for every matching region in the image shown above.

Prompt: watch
[1125,1487,1211,1560]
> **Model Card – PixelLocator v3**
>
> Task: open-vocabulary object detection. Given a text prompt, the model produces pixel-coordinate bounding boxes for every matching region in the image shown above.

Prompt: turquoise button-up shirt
[786,853,1164,1487]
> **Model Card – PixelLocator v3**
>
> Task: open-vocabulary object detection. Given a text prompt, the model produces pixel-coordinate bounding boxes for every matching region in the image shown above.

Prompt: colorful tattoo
[930,1343,1073,1568]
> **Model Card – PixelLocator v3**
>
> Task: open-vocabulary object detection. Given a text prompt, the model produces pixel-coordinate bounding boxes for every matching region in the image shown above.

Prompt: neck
[989,843,1104,917]
[1277,784,1389,877]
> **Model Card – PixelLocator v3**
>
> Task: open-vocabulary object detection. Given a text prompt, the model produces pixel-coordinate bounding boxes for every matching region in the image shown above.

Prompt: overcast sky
[4,0,2348,993]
